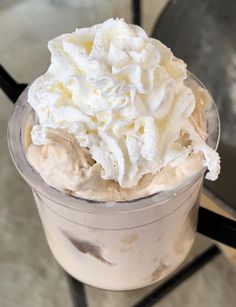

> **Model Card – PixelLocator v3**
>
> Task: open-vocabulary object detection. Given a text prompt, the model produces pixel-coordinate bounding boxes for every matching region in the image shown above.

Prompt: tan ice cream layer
[33,172,201,290]
[26,83,207,201]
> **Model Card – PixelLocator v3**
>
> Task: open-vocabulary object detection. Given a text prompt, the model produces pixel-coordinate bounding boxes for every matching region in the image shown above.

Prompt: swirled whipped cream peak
[27,18,220,200]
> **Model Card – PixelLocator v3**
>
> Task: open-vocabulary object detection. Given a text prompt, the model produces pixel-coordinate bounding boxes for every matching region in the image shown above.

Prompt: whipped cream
[28,18,220,189]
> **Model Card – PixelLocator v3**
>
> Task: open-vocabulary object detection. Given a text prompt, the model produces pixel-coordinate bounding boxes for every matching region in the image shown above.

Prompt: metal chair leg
[67,274,88,307]
[132,0,141,26]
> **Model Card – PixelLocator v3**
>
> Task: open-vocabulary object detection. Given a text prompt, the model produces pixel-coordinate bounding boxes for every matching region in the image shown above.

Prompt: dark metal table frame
[1,1,236,306]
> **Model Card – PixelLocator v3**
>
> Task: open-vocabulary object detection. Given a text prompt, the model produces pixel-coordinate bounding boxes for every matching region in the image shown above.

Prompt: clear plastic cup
[8,73,220,290]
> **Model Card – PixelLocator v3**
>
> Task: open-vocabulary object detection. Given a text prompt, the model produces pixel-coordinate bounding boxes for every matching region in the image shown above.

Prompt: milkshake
[8,19,220,290]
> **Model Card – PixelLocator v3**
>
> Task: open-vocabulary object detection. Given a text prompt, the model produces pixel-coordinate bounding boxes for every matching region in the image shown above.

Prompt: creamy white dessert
[21,19,220,290]
[26,18,220,200]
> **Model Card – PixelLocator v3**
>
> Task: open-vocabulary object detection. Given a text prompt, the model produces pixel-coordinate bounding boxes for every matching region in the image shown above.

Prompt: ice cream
[7,19,221,290]
[26,18,220,201]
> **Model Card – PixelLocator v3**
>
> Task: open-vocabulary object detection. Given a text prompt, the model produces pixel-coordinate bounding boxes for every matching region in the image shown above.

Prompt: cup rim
[7,71,220,213]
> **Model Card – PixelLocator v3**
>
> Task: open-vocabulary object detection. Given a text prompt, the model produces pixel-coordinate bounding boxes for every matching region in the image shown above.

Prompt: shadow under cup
[8,73,220,291]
